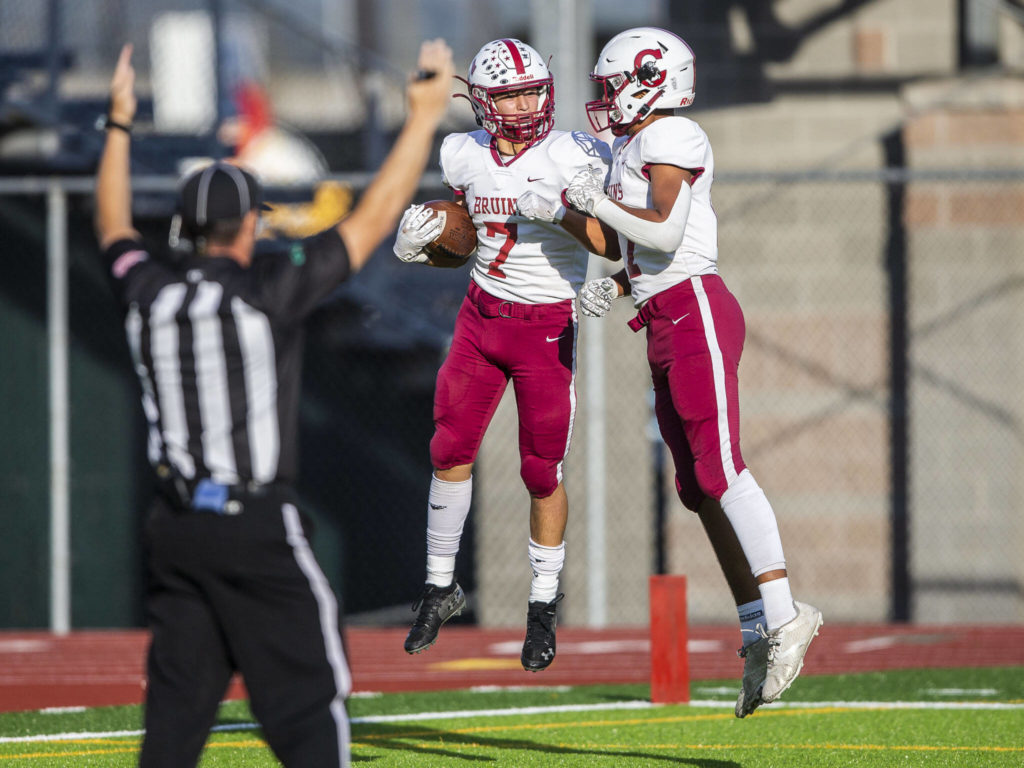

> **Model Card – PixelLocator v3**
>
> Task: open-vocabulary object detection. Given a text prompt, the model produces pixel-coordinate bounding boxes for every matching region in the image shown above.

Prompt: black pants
[138,491,350,768]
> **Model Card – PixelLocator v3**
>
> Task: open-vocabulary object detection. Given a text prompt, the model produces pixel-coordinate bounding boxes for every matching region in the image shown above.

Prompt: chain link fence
[3,0,1023,630]
[471,170,1024,628]
[8,168,1021,629]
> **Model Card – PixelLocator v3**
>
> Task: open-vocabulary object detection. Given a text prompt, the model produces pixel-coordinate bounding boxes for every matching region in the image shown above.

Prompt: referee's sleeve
[102,237,152,305]
[253,227,352,320]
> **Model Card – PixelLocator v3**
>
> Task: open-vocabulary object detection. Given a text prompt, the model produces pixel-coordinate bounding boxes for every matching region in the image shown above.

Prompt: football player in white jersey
[392,38,613,672]
[518,27,822,715]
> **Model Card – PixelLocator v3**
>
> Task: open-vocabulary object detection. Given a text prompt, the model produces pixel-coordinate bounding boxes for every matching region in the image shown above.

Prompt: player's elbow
[94,207,114,246]
[95,220,141,251]
[652,225,685,253]
[635,221,685,253]
[596,198,687,254]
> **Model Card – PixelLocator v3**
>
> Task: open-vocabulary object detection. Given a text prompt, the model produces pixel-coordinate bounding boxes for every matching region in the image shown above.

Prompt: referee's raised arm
[334,39,455,272]
[94,44,140,250]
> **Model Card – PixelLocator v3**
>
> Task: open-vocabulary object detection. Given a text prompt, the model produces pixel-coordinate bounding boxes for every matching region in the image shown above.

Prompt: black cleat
[404,582,466,654]
[521,593,564,672]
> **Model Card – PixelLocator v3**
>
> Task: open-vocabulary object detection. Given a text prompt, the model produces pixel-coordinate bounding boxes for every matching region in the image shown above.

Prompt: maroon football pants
[632,274,748,510]
[430,282,577,498]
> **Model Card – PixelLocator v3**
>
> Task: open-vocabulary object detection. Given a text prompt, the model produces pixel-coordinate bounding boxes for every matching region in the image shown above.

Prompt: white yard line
[0,722,256,744]
[351,700,656,723]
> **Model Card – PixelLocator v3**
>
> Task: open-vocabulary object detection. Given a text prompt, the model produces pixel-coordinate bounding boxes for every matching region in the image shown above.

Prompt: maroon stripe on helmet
[502,39,526,74]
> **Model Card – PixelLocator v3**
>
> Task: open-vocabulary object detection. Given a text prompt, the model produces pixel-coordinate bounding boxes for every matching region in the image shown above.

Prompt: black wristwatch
[96,114,133,134]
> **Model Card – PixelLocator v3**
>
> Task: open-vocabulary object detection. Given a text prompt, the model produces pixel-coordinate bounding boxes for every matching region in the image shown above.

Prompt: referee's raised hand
[335,38,455,271]
[406,38,455,125]
[95,43,140,248]
[108,43,137,127]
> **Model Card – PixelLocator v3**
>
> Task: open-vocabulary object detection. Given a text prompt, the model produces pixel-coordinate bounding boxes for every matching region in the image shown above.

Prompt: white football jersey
[607,116,719,306]
[440,129,611,303]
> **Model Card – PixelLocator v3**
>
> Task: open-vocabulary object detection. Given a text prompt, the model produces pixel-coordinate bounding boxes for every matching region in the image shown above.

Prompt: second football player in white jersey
[392,38,613,672]
[519,27,823,716]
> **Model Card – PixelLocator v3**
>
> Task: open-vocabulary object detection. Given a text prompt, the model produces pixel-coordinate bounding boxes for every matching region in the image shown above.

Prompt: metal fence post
[584,316,608,627]
[883,131,911,622]
[209,0,229,158]
[47,180,71,635]
[46,0,63,125]
[532,0,606,627]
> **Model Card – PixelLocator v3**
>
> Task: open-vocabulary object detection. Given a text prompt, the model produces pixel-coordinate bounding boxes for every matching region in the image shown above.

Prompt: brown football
[422,199,477,267]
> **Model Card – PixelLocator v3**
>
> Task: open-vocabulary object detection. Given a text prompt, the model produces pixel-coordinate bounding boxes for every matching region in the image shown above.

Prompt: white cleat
[760,601,823,704]
[734,633,770,718]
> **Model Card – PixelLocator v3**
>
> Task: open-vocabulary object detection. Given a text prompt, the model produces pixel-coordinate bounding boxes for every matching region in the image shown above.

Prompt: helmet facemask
[586,72,636,136]
[457,39,556,149]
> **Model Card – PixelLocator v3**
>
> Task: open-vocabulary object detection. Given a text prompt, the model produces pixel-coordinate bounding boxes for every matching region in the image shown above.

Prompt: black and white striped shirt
[104,229,350,486]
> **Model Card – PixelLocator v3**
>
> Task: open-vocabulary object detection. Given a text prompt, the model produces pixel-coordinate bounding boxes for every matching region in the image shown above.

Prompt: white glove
[578,277,620,318]
[516,190,565,223]
[394,204,445,264]
[565,164,608,216]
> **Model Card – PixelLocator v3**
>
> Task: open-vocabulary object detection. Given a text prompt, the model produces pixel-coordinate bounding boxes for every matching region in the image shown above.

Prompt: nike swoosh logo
[546,335,564,342]
[429,503,447,510]
[527,177,544,183]
[672,314,690,324]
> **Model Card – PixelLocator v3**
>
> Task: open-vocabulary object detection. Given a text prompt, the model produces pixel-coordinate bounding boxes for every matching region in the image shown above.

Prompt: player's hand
[516,190,565,223]
[394,204,444,263]
[578,276,620,318]
[565,164,608,217]
[407,39,455,125]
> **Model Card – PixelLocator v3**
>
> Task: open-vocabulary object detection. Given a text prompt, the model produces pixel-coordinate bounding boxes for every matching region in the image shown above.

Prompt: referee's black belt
[156,466,288,515]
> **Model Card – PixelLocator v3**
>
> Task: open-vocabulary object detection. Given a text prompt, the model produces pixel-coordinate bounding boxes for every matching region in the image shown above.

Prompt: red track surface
[1,624,1022,713]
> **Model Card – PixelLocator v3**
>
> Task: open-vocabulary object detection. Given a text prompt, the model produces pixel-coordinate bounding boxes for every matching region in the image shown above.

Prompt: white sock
[528,539,565,603]
[424,474,472,587]
[425,554,455,588]
[737,599,766,648]
[759,577,797,631]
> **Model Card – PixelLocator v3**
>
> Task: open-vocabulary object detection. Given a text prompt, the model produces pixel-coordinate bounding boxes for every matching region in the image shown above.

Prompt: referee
[93,43,454,768]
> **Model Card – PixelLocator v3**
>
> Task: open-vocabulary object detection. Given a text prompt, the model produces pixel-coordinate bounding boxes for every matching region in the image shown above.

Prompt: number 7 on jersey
[484,222,518,278]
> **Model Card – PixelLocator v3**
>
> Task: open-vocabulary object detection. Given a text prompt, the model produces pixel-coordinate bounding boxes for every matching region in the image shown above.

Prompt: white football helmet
[458,38,555,146]
[586,27,695,137]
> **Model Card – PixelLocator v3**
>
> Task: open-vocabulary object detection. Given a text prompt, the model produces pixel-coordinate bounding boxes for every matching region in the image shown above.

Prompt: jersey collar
[489,135,543,167]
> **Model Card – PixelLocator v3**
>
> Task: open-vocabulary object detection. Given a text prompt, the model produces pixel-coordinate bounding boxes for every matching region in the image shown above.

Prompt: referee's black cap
[178,162,270,234]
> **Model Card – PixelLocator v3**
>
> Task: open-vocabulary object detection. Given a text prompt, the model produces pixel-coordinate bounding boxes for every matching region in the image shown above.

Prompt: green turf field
[2,667,1022,766]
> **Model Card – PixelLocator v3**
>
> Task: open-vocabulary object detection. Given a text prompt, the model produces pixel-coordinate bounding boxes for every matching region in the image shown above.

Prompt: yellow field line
[4,704,1021,761]
[0,739,268,762]
[357,741,1024,755]
[0,747,139,760]
[5,737,1021,762]
[354,705,1024,753]
[356,705,841,740]
[358,710,731,740]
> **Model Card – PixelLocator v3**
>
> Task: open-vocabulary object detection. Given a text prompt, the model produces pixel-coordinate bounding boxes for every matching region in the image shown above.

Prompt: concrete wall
[902,80,1024,622]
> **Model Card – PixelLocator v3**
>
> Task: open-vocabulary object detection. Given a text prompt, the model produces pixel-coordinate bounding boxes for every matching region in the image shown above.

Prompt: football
[422,199,477,267]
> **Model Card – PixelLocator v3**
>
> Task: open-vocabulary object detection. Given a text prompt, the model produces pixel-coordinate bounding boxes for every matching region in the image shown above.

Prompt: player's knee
[674,474,704,512]
[693,459,732,503]
[720,467,760,505]
[520,455,559,498]
[429,426,469,470]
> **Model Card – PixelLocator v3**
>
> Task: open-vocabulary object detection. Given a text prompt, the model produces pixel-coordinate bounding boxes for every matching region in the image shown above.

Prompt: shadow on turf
[353,721,741,766]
